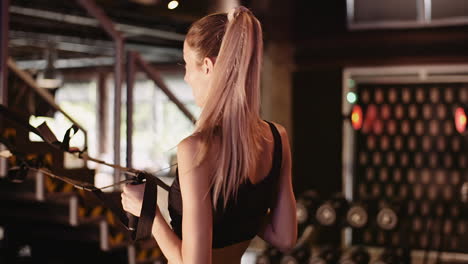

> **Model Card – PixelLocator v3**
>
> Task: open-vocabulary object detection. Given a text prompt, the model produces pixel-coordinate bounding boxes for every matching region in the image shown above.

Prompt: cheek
[185,67,202,89]
[184,71,200,98]
[184,70,192,86]
[184,66,198,86]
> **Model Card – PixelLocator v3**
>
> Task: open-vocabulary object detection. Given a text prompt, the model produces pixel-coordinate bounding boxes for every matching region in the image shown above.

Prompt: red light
[351,105,363,130]
[455,107,467,134]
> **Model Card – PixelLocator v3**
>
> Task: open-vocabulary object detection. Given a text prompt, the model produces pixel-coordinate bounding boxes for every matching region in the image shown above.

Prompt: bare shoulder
[177,134,202,157]
[177,134,203,172]
[176,134,213,183]
[268,121,289,141]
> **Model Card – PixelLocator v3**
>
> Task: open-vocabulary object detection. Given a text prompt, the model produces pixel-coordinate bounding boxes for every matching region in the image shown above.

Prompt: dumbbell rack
[342,66,468,264]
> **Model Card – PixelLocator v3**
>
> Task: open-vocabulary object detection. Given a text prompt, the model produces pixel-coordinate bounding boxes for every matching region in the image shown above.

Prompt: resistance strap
[0,105,169,241]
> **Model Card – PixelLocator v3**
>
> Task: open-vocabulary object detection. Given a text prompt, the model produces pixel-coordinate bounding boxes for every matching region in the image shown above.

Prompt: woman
[121,6,297,264]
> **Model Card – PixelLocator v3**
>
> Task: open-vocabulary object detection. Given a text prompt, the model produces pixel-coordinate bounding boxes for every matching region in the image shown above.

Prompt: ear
[202,57,215,75]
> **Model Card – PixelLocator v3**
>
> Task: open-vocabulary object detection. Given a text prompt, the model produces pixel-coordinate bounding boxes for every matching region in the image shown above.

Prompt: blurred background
[1,0,468,263]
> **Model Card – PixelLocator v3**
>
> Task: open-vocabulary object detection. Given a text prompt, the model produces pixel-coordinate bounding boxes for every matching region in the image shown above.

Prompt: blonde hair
[186,7,264,209]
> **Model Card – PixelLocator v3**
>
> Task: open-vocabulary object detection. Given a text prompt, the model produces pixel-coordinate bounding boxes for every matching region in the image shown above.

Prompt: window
[353,0,418,23]
[348,0,468,30]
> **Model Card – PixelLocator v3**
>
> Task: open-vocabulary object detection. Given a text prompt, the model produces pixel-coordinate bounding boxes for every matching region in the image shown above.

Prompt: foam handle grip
[128,176,145,233]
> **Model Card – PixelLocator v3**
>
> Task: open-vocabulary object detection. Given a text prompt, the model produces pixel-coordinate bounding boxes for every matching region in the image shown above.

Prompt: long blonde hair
[186,7,264,209]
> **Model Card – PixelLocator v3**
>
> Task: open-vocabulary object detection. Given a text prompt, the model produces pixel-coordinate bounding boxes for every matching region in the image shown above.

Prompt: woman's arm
[122,135,213,264]
[257,124,297,252]
[151,206,183,264]
[122,184,184,264]
[176,136,213,264]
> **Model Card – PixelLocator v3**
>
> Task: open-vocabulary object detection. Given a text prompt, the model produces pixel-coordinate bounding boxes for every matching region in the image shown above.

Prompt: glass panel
[354,0,418,22]
[128,72,198,175]
[432,0,468,19]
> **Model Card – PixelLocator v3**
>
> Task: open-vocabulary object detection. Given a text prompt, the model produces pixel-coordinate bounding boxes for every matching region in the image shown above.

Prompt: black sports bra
[167,121,283,249]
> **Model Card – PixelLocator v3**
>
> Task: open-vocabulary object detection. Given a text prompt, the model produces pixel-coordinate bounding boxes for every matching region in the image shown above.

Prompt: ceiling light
[168,0,179,9]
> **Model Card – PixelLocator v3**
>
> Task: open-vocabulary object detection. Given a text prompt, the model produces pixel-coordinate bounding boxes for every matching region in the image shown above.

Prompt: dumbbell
[256,246,283,264]
[376,200,404,231]
[339,247,370,264]
[296,190,321,232]
[309,246,341,264]
[371,248,409,264]
[316,193,349,227]
[280,246,311,264]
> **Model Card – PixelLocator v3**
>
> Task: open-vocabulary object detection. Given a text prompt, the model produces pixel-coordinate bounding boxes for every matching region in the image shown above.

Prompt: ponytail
[187,7,264,209]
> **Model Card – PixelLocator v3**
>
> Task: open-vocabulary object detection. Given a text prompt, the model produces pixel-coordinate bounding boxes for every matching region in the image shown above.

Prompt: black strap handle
[0,105,160,241]
[131,172,158,241]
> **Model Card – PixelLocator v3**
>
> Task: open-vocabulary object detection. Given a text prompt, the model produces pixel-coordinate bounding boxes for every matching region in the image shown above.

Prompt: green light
[347,92,357,104]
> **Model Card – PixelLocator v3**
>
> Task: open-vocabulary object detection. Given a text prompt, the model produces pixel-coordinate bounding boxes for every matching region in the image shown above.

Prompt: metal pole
[0,0,9,105]
[97,71,108,155]
[0,0,9,178]
[113,39,123,185]
[35,171,45,201]
[126,52,136,169]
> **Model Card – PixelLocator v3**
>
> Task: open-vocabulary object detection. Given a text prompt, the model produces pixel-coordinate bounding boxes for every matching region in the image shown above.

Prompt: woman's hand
[121,183,146,217]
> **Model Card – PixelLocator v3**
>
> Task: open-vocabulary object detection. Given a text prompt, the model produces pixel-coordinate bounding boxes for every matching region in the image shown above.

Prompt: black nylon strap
[132,172,158,241]
[265,121,283,173]
[0,104,159,241]
[61,124,80,151]
[264,121,283,207]
[36,122,61,146]
[88,173,158,242]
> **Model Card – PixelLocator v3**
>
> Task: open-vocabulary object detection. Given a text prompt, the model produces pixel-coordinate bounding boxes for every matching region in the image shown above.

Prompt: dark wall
[291,1,347,197]
[295,0,347,37]
[292,69,343,197]
[294,0,468,68]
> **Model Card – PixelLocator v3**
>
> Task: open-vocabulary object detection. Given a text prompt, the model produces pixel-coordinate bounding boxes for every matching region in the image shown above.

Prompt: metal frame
[342,64,468,260]
[9,5,185,42]
[97,71,108,155]
[126,51,136,169]
[347,0,468,30]
[77,0,195,186]
[9,30,183,63]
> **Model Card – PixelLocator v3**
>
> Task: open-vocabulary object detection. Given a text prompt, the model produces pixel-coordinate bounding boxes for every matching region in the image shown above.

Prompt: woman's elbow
[277,243,295,254]
[277,235,297,253]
